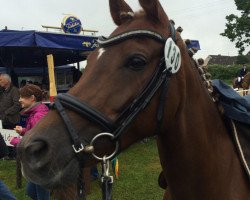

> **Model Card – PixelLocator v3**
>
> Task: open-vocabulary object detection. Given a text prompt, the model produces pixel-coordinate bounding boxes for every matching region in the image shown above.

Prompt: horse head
[18,0,186,189]
[18,1,250,199]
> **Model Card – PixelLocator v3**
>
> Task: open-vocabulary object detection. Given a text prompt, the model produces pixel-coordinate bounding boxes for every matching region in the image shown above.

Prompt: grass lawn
[0,138,164,200]
[0,159,28,199]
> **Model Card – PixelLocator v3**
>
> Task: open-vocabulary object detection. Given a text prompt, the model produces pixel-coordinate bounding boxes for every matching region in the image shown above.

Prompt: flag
[186,40,201,50]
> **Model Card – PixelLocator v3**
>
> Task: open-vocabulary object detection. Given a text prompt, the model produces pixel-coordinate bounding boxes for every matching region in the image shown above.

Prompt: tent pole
[10,53,18,87]
[47,54,57,102]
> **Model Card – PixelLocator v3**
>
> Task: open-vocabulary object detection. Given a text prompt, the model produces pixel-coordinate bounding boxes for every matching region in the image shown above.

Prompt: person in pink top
[10,84,49,146]
[10,84,50,200]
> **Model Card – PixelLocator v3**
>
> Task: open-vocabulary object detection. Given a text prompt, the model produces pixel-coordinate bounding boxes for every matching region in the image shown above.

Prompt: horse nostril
[25,140,49,168]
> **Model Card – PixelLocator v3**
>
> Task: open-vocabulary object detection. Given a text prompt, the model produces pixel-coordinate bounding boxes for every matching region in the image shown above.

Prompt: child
[10,84,50,200]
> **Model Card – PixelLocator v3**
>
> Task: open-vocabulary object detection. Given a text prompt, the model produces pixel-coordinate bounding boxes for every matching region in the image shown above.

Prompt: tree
[221,0,250,55]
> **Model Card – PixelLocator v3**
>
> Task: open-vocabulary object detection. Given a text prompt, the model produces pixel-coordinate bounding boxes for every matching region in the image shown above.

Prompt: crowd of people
[0,74,50,200]
[0,71,98,200]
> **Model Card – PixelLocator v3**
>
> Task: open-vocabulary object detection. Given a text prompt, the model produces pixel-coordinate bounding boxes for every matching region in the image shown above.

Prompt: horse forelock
[120,11,135,20]
[108,10,170,42]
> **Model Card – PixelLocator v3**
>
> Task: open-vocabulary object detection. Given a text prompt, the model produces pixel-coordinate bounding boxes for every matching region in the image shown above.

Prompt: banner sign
[61,15,82,34]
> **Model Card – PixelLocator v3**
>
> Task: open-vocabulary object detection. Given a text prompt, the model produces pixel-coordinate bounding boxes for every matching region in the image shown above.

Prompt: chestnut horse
[17,0,250,199]
[232,72,250,96]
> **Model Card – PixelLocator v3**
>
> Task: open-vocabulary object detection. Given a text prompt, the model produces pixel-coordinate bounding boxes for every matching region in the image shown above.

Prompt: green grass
[1,139,164,200]
[0,159,29,199]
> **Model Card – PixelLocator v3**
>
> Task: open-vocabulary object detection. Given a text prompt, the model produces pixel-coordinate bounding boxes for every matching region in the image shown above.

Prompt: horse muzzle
[17,136,80,188]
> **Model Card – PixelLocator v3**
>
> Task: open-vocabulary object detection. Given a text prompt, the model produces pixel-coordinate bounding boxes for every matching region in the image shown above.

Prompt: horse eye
[126,56,147,71]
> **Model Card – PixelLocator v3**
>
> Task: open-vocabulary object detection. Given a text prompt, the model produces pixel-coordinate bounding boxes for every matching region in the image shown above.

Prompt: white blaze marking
[97,48,105,60]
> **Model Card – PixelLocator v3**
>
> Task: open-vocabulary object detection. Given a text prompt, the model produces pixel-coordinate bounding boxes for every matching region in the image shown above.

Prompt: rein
[53,22,177,200]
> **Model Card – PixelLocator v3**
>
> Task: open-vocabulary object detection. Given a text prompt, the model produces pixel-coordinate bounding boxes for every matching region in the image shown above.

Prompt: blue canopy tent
[0,29,98,67]
[0,29,98,88]
[0,65,74,76]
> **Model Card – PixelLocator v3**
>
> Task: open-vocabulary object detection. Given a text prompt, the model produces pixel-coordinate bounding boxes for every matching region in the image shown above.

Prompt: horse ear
[139,0,169,26]
[109,0,134,26]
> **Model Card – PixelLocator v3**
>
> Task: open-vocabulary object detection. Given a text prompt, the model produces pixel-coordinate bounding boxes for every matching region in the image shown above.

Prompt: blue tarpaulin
[0,29,98,67]
[0,65,73,75]
[212,79,250,124]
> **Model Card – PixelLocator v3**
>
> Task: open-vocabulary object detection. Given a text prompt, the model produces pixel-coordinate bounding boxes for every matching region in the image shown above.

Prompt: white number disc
[164,38,181,74]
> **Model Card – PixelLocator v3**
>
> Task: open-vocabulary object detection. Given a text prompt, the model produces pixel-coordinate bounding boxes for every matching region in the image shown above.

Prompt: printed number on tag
[164,38,181,74]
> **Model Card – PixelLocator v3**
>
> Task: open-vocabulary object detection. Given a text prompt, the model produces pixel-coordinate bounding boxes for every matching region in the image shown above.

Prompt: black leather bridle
[53,22,177,199]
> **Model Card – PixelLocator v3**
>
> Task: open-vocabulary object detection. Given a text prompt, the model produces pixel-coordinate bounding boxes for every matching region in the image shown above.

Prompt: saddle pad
[212,79,250,124]
[230,120,250,178]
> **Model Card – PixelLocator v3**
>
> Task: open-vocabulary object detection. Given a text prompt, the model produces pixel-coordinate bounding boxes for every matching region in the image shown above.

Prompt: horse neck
[158,57,249,199]
[244,73,250,83]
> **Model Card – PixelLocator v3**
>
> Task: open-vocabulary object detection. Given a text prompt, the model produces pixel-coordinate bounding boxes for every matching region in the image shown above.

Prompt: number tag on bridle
[164,38,181,74]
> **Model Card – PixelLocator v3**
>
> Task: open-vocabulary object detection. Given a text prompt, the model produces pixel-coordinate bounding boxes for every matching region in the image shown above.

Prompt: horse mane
[190,56,227,116]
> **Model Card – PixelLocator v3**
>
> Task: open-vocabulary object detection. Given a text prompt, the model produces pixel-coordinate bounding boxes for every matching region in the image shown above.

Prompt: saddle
[235,79,244,88]
[212,79,250,124]
[212,79,250,179]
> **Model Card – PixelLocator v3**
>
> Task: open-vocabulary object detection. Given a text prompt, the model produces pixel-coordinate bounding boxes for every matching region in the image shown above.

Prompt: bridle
[53,22,177,199]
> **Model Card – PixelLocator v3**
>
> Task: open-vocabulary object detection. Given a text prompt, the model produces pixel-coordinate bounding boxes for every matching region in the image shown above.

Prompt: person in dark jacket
[0,74,21,129]
[0,74,21,159]
[237,65,248,85]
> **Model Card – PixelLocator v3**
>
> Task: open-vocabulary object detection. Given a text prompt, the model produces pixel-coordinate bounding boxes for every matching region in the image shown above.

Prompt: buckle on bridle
[72,143,84,153]
[72,143,94,154]
[101,156,114,183]
[101,175,114,183]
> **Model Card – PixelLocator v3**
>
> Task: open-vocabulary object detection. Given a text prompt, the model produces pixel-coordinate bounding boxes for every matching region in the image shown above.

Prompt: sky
[0,0,244,59]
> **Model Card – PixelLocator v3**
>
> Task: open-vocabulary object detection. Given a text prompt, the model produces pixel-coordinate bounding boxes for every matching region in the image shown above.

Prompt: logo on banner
[61,15,82,34]
[82,39,99,49]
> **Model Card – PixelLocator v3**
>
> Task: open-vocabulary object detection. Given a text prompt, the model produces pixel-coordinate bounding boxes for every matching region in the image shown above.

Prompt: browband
[98,23,177,47]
